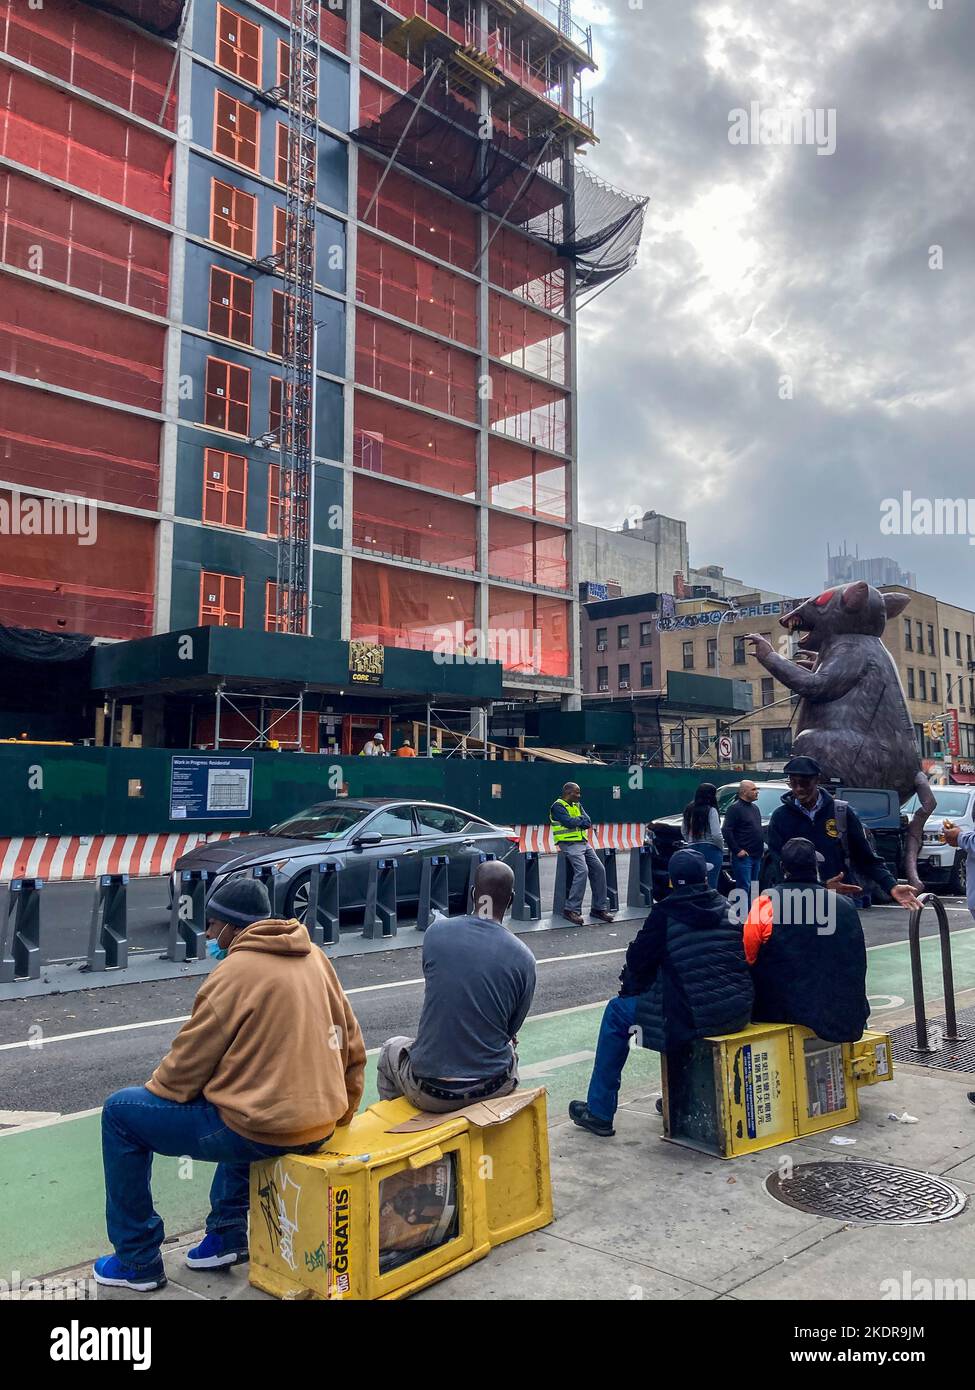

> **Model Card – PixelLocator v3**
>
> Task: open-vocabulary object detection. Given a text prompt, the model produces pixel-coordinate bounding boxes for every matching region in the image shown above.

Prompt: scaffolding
[275,0,319,635]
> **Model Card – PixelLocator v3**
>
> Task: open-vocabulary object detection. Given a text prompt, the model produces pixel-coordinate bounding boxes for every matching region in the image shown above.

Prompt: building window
[275,124,289,185]
[944,627,951,657]
[273,206,287,257]
[904,618,912,651]
[204,357,250,436]
[596,665,608,692]
[927,624,935,656]
[947,674,953,703]
[215,5,262,87]
[276,38,290,91]
[907,667,915,699]
[617,623,629,649]
[697,726,709,756]
[968,635,973,664]
[669,729,684,764]
[916,621,923,650]
[761,677,774,706]
[732,729,751,762]
[271,290,295,357]
[955,630,962,661]
[267,462,281,536]
[762,727,792,760]
[213,91,259,171]
[931,673,938,704]
[682,640,694,670]
[595,626,607,651]
[211,179,256,257]
[918,670,927,701]
[208,266,253,346]
[640,660,653,688]
[733,635,746,665]
[202,449,247,529]
[640,620,652,646]
[265,580,284,633]
[970,677,974,709]
[706,637,717,669]
[269,376,283,442]
[200,570,244,628]
[618,663,630,689]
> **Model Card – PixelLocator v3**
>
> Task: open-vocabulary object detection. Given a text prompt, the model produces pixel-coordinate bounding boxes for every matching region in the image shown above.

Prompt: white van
[903,785,975,895]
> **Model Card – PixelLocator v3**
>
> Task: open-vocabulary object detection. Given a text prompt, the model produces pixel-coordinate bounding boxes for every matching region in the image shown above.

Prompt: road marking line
[0,1109,60,1127]
[520,1051,596,1079]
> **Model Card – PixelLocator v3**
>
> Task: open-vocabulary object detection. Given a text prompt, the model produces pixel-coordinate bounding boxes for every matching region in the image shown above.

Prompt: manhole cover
[890,1005,975,1072]
[765,1161,968,1224]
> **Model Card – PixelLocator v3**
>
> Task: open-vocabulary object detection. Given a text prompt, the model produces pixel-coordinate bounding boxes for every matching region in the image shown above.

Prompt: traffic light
[931,720,945,740]
[923,722,932,739]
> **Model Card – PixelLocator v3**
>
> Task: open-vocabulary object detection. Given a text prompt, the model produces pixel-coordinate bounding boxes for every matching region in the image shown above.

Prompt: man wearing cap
[359,731,387,756]
[569,849,753,1137]
[766,755,920,910]
[744,837,869,1042]
[93,876,366,1291]
[550,781,616,926]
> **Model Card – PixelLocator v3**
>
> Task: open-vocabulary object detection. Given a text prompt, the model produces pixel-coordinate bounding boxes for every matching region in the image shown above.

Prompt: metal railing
[907,891,966,1051]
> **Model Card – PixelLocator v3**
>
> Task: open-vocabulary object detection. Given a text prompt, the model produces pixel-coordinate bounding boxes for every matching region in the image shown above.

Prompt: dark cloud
[577,0,975,598]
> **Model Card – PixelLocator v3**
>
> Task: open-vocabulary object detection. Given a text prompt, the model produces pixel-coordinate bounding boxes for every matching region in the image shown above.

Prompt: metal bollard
[363,858,397,939]
[306,862,342,947]
[465,850,496,910]
[511,850,542,922]
[908,892,965,1051]
[417,855,450,931]
[596,847,620,912]
[0,878,44,982]
[84,874,129,973]
[251,864,289,917]
[164,869,214,962]
[626,845,654,908]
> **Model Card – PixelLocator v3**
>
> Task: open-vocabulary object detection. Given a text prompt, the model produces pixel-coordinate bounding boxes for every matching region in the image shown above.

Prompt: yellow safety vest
[550,798,587,844]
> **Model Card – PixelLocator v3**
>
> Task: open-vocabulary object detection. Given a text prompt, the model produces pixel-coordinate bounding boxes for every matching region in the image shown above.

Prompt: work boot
[590,909,616,923]
[569,1100,615,1137]
[655,1097,663,1115]
[562,909,585,925]
[968,1092,975,1107]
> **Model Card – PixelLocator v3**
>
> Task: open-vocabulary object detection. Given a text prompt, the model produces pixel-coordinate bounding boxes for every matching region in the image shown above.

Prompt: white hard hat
[373,732,384,740]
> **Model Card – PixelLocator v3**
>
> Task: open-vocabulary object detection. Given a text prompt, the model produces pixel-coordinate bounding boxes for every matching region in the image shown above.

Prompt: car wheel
[948,853,967,897]
[287,872,311,925]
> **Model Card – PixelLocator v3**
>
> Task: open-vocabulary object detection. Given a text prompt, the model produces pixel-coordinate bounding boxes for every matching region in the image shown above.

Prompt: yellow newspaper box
[249,1087,553,1300]
[661,1023,893,1158]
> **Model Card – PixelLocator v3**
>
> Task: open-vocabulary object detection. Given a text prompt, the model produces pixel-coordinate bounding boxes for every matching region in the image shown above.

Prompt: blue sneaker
[92,1254,166,1291]
[185,1232,248,1269]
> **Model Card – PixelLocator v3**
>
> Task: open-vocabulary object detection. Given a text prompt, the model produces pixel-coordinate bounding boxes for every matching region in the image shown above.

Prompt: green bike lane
[2,927,973,1278]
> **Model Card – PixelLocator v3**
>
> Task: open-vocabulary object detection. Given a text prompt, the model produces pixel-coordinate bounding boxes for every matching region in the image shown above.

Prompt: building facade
[1,0,644,743]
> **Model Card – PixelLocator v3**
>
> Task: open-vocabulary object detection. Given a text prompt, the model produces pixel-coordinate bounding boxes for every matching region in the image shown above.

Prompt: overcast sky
[573,0,975,601]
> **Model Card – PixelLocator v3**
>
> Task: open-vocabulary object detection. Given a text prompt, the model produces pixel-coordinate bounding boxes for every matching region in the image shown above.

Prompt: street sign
[718,735,733,759]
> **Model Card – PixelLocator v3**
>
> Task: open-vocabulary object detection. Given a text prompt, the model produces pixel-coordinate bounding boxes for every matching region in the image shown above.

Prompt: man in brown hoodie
[93,877,366,1292]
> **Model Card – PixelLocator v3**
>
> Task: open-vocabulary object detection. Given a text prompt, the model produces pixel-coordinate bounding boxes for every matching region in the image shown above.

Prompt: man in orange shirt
[743,837,869,1043]
[396,738,417,757]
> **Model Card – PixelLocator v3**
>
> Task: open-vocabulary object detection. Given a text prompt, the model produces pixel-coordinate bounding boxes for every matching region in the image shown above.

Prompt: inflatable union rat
[746,580,935,889]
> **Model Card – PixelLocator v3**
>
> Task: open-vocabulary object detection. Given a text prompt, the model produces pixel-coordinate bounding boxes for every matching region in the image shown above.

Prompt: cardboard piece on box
[385,1087,545,1133]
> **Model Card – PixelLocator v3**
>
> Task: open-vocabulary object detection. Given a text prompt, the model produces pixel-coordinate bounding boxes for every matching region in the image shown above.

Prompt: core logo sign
[329,1186,351,1298]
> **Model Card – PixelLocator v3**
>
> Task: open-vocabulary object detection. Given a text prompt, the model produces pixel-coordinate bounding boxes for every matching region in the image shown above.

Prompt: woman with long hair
[682,782,725,889]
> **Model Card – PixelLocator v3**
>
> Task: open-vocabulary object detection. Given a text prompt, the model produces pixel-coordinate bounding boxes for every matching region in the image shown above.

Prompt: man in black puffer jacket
[570,850,753,1137]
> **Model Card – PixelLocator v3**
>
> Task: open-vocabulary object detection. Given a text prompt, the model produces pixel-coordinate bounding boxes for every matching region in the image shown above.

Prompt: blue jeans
[689,842,723,890]
[101,1086,327,1273]
[731,853,762,898]
[586,995,640,1123]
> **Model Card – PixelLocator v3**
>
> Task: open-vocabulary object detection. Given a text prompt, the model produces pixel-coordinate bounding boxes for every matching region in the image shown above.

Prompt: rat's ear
[882,591,911,619]
[840,580,870,611]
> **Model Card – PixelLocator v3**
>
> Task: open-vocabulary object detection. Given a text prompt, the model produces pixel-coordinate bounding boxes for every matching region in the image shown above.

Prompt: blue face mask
[206,938,228,962]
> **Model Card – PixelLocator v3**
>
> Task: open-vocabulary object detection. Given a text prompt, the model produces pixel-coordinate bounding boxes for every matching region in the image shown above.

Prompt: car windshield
[903,789,971,819]
[269,804,370,838]
[716,784,785,821]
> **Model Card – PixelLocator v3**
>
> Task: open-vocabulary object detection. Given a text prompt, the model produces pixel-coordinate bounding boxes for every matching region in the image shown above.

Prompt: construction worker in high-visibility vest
[549,781,615,926]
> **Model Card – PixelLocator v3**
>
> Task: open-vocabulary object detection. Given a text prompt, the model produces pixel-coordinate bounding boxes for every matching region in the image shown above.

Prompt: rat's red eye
[813,591,832,606]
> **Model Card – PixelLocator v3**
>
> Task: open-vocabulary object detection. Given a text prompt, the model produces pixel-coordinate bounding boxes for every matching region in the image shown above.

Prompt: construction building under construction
[0,0,645,750]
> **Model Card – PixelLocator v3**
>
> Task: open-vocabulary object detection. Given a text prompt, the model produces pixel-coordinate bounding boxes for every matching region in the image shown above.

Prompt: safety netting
[0,625,93,663]
[78,0,186,40]
[351,69,646,287]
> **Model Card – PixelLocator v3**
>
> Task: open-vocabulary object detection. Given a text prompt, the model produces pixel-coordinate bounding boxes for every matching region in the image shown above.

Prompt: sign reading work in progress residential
[170,756,254,820]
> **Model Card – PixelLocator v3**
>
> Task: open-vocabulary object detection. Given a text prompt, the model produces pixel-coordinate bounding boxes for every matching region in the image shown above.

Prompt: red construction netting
[489,223,565,312]
[358,154,478,273]
[1,0,178,129]
[357,229,477,347]
[353,392,477,497]
[263,0,348,53]
[352,475,477,571]
[488,585,570,677]
[355,310,478,422]
[0,68,172,220]
[0,494,155,640]
[488,436,567,521]
[489,290,566,382]
[359,30,423,94]
[487,511,568,590]
[0,169,169,315]
[351,558,476,654]
[0,274,165,410]
[489,363,568,454]
[0,379,160,508]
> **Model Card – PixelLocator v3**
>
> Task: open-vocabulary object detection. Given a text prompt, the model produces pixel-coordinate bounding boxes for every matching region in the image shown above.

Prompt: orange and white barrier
[516,822,645,853]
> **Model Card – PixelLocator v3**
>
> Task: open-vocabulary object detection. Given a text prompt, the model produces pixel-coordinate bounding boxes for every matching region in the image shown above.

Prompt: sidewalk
[20,1000,975,1302]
